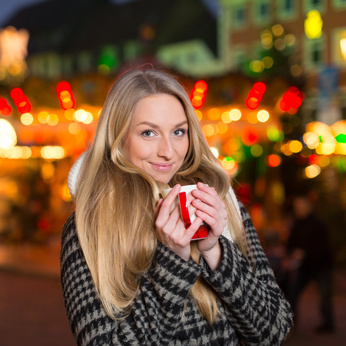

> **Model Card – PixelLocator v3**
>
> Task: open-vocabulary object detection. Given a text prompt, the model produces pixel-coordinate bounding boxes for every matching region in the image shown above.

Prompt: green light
[335,133,346,143]
[267,126,284,142]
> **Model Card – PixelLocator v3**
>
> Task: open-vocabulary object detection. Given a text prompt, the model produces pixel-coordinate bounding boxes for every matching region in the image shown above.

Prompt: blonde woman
[61,68,293,345]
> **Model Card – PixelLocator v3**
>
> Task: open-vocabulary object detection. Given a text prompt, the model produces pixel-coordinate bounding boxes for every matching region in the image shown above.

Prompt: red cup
[163,184,209,240]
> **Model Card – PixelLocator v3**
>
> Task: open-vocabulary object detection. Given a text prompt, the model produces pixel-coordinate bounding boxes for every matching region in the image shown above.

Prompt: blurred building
[3,0,219,79]
[219,0,346,125]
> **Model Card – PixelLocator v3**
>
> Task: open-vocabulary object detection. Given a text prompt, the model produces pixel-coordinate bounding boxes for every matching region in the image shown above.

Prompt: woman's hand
[191,182,228,270]
[155,184,203,261]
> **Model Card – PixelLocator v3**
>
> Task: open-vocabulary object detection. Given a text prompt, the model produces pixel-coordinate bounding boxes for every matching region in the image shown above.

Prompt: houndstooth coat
[60,202,293,345]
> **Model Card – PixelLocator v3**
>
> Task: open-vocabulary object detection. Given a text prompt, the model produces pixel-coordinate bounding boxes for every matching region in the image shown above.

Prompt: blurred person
[285,193,335,333]
[60,67,293,345]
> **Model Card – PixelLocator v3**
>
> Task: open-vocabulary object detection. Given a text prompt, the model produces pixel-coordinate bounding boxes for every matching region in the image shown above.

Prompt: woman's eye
[141,130,155,138]
[173,128,186,136]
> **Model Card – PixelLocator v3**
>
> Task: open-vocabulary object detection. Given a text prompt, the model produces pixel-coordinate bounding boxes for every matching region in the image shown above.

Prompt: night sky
[0,0,219,28]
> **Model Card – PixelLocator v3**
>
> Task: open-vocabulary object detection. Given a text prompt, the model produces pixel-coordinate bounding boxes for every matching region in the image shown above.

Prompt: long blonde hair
[75,67,247,323]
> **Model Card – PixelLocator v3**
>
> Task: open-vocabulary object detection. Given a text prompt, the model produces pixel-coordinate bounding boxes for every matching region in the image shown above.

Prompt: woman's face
[123,94,189,183]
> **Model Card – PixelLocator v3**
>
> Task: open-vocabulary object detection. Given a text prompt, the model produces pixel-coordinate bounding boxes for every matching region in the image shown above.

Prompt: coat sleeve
[60,213,201,345]
[200,203,293,345]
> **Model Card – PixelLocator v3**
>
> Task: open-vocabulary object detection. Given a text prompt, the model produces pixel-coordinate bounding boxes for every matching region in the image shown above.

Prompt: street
[0,271,75,346]
[0,269,345,345]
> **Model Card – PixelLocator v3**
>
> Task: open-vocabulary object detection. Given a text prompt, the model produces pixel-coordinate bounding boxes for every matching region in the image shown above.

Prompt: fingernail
[174,184,181,191]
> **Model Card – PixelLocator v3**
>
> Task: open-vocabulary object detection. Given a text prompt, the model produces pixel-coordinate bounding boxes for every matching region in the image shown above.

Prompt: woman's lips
[150,162,173,171]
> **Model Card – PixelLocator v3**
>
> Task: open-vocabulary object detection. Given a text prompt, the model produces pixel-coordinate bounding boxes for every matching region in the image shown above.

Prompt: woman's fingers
[155,185,180,227]
[191,183,227,236]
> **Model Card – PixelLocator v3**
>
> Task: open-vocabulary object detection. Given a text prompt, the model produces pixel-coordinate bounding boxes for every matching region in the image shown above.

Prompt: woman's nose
[158,136,174,159]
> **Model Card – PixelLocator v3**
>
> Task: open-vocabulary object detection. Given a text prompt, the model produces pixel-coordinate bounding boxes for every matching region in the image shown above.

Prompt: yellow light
[74,109,88,122]
[20,113,33,125]
[304,10,323,39]
[261,30,273,49]
[272,24,284,37]
[60,183,72,202]
[232,151,245,163]
[330,120,346,136]
[340,37,346,60]
[64,109,75,121]
[289,140,303,153]
[195,109,203,121]
[257,110,270,123]
[98,64,110,75]
[68,122,81,134]
[247,111,258,124]
[250,60,264,73]
[60,90,72,102]
[83,112,93,124]
[319,156,330,167]
[6,146,22,159]
[216,122,228,134]
[262,56,274,69]
[0,119,17,149]
[334,143,346,155]
[221,111,232,123]
[47,113,59,126]
[21,146,31,159]
[41,162,55,180]
[222,157,236,170]
[203,124,214,137]
[38,111,49,124]
[284,34,296,46]
[41,146,65,159]
[281,143,292,156]
[316,142,336,155]
[251,144,263,157]
[210,147,219,158]
[303,132,319,149]
[229,109,241,121]
[305,164,321,179]
[207,108,220,121]
[223,138,241,154]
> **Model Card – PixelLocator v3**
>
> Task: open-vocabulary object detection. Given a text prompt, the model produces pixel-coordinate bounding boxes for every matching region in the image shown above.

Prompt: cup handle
[178,192,191,228]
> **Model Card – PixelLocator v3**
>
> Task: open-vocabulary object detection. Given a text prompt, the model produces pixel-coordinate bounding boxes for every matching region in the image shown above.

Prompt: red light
[279,87,304,112]
[10,88,24,101]
[0,97,12,116]
[10,88,32,114]
[195,80,207,91]
[57,81,75,110]
[266,154,281,167]
[242,127,259,146]
[308,154,319,165]
[245,82,266,110]
[56,81,71,93]
[253,82,266,94]
[190,80,207,109]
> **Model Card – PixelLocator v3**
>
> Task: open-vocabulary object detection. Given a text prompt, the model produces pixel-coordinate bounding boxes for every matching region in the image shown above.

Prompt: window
[303,35,326,70]
[277,0,298,20]
[253,0,271,25]
[303,0,326,12]
[232,46,247,70]
[233,4,247,29]
[331,27,346,66]
[333,0,346,10]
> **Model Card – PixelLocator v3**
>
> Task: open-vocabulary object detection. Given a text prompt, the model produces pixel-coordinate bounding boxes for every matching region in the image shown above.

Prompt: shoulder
[61,212,77,244]
[60,212,81,267]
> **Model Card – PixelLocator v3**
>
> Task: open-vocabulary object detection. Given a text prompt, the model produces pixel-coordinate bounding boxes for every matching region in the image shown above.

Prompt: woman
[61,67,293,345]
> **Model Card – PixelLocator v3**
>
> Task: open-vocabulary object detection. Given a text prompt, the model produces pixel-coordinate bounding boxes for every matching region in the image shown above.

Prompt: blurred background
[0,0,345,345]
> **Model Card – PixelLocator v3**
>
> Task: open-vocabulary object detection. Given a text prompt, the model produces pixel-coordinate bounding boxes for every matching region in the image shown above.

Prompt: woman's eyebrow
[136,121,188,128]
